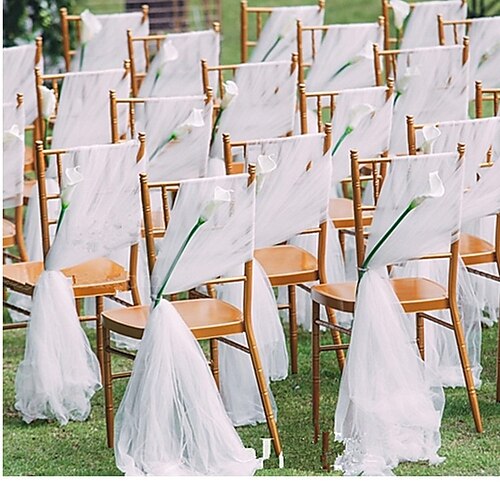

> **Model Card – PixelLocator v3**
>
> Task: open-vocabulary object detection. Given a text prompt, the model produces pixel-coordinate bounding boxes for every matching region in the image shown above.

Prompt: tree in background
[3,0,77,70]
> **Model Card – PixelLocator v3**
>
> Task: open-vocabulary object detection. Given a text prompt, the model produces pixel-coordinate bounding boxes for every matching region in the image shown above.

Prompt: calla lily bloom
[61,166,84,207]
[161,39,179,64]
[411,171,445,208]
[200,185,232,222]
[420,125,441,154]
[221,81,239,109]
[256,154,277,191]
[3,124,22,144]
[390,0,411,30]
[80,9,102,43]
[40,86,56,119]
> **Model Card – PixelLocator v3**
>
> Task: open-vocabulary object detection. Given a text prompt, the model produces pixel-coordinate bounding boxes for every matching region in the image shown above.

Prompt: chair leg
[102,324,115,448]
[416,313,425,360]
[326,306,345,371]
[244,325,282,457]
[210,339,220,389]
[15,206,28,262]
[449,302,483,432]
[288,285,298,374]
[95,296,105,381]
[312,299,321,444]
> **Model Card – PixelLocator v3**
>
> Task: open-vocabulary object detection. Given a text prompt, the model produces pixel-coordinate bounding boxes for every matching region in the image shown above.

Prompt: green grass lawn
[3,319,499,476]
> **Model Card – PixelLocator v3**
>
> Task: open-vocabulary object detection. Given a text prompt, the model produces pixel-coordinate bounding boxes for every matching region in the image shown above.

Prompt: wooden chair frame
[310,143,483,442]
[101,169,283,457]
[127,22,220,97]
[296,16,386,86]
[60,4,149,72]
[3,93,29,263]
[437,15,473,45]
[475,80,500,118]
[240,0,325,63]
[108,87,213,144]
[373,36,470,85]
[221,128,345,374]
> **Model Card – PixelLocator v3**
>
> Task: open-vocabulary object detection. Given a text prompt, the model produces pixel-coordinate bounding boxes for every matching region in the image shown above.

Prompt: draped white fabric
[3,43,43,123]
[334,152,464,476]
[306,23,382,92]
[3,102,25,209]
[330,87,394,187]
[15,141,142,425]
[390,46,469,153]
[135,96,212,181]
[400,1,467,49]
[51,69,131,149]
[210,62,297,160]
[249,6,324,63]
[218,134,331,425]
[115,174,263,475]
[138,30,220,97]
[467,17,500,95]
[71,12,149,72]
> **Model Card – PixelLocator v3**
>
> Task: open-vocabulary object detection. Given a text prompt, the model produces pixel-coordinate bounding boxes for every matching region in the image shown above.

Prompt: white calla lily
[279,17,296,39]
[348,103,376,129]
[175,108,205,139]
[80,9,102,44]
[396,65,421,94]
[256,154,277,192]
[61,166,84,206]
[352,41,375,63]
[221,81,239,109]
[40,86,56,119]
[390,0,411,30]
[3,124,22,144]
[161,39,179,64]
[411,171,445,208]
[200,185,232,222]
[421,125,441,154]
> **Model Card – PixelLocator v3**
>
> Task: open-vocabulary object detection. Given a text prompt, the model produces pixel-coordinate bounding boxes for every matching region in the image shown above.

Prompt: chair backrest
[3,38,43,125]
[351,146,465,295]
[205,56,298,159]
[140,172,257,302]
[3,95,25,210]
[222,131,331,283]
[34,136,145,275]
[298,19,384,91]
[60,5,149,72]
[474,81,500,118]
[240,0,325,63]
[109,91,213,181]
[35,63,131,150]
[129,25,221,97]
[381,0,467,50]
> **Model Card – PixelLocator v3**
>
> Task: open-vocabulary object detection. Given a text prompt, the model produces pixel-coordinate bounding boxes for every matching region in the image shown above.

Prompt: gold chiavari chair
[222,128,334,375]
[310,144,483,442]
[296,17,386,87]
[3,137,145,379]
[100,170,282,458]
[59,4,149,72]
[475,81,500,118]
[240,0,325,63]
[373,35,470,85]
[3,94,29,263]
[407,112,500,403]
[437,14,471,45]
[127,22,220,97]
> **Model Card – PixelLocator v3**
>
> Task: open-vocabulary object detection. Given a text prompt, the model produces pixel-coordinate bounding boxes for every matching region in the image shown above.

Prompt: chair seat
[3,219,16,248]
[329,197,373,229]
[3,257,129,298]
[102,298,244,340]
[312,277,449,314]
[459,233,496,266]
[255,245,318,286]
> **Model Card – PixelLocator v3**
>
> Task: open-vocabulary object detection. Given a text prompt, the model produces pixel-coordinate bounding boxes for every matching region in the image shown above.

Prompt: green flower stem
[357,201,415,282]
[330,60,353,80]
[153,216,206,308]
[149,131,177,161]
[262,35,282,62]
[210,110,223,146]
[394,90,402,106]
[79,43,86,71]
[43,118,49,149]
[55,201,69,234]
[331,126,353,157]
[151,69,161,95]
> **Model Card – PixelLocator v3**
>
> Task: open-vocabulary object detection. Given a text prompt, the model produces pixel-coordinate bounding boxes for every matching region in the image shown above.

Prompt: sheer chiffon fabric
[400,1,467,49]
[71,12,148,72]
[306,23,383,92]
[249,6,324,63]
[115,175,263,475]
[15,141,142,425]
[139,30,220,97]
[210,62,297,160]
[3,102,25,209]
[334,153,465,475]
[135,96,212,181]
[3,43,43,123]
[390,46,469,153]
